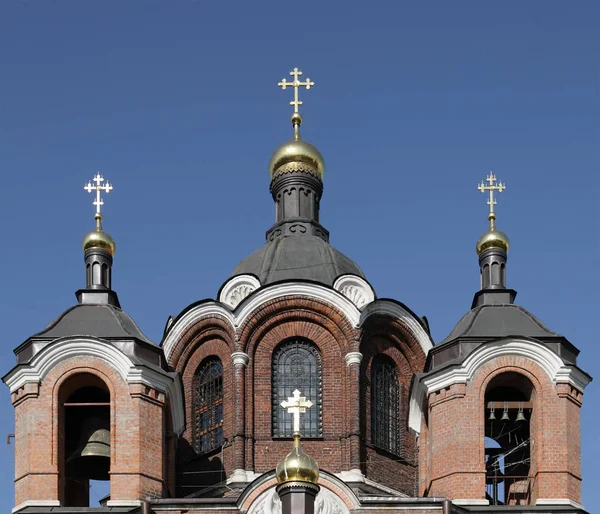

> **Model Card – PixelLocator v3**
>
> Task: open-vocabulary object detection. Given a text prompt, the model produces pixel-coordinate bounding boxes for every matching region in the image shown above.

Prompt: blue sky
[1,1,598,510]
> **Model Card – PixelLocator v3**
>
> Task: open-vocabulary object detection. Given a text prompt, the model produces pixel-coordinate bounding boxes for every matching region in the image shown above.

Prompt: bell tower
[411,173,592,509]
[3,174,183,512]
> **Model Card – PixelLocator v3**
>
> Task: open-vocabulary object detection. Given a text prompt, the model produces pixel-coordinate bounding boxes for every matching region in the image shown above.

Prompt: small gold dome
[276,434,319,484]
[269,139,325,180]
[476,229,509,255]
[82,214,116,256]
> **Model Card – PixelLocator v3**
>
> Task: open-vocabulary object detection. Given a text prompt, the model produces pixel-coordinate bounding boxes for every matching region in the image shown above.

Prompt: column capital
[231,351,249,367]
[344,351,363,366]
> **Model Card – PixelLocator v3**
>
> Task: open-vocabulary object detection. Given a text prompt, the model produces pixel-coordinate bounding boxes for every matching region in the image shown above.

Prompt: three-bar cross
[477,172,506,229]
[84,173,113,215]
[278,67,315,114]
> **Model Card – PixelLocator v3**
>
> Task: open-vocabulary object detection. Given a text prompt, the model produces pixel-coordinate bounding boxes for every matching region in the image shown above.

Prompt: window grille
[193,357,223,454]
[371,356,401,455]
[272,339,322,438]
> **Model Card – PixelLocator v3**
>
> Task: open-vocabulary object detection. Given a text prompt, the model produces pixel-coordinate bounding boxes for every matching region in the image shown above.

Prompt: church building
[3,68,592,514]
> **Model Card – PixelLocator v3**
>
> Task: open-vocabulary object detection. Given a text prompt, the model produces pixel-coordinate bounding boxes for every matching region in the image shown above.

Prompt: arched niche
[484,372,535,506]
[58,373,111,507]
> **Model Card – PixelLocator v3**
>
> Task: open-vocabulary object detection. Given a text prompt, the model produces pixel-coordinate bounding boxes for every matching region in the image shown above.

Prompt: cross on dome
[281,389,313,435]
[278,67,315,114]
[477,172,506,230]
[84,173,113,217]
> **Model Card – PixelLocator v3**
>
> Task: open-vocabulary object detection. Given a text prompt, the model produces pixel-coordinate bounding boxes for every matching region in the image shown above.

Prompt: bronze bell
[67,414,110,480]
[516,403,527,422]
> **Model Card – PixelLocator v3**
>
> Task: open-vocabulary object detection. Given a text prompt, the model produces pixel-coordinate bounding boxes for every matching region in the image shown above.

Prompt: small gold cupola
[276,433,320,485]
[476,172,509,255]
[269,67,325,180]
[82,173,116,257]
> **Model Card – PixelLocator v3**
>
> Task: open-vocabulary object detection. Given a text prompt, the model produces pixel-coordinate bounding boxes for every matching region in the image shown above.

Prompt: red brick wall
[11,355,168,507]
[170,297,428,497]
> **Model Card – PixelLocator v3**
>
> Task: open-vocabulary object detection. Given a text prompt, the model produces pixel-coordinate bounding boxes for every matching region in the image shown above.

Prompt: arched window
[371,356,400,455]
[484,372,534,506]
[193,357,224,454]
[272,339,322,438]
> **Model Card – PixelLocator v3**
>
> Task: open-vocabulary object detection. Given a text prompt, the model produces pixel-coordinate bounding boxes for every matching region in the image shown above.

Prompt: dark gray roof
[233,235,365,285]
[442,303,559,344]
[35,303,153,344]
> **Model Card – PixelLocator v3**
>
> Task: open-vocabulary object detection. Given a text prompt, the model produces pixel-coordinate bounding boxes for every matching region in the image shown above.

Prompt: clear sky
[1,1,598,511]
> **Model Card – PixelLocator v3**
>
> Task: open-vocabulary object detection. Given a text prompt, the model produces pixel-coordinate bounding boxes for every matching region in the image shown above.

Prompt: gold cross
[477,172,506,230]
[84,173,113,216]
[281,389,313,435]
[278,67,314,114]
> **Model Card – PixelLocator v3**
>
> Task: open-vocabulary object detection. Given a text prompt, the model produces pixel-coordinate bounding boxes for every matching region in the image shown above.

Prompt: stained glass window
[371,356,401,455]
[272,339,322,438]
[193,357,223,454]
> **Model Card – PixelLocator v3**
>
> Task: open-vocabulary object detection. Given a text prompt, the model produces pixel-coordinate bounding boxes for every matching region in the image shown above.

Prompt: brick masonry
[9,293,587,511]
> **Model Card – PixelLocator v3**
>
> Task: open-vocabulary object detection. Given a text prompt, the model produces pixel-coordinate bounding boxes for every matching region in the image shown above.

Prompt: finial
[477,172,506,231]
[82,173,116,257]
[278,67,315,141]
[84,173,113,231]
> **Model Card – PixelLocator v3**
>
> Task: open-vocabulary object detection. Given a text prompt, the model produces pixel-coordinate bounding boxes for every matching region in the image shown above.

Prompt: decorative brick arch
[244,304,352,474]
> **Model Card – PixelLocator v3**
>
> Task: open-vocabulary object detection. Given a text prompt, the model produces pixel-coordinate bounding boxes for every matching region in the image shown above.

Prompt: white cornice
[360,301,433,353]
[164,284,433,362]
[5,337,185,437]
[407,338,592,436]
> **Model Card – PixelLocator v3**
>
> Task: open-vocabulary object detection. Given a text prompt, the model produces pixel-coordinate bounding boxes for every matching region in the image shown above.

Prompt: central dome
[233,235,364,286]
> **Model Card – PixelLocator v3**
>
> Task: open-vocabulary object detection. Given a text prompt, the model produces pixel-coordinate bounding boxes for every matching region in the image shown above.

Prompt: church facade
[3,69,591,514]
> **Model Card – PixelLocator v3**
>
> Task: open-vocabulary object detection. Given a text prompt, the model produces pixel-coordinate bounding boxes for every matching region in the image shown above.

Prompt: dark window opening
[193,357,224,455]
[485,372,533,506]
[272,339,322,438]
[371,356,401,456]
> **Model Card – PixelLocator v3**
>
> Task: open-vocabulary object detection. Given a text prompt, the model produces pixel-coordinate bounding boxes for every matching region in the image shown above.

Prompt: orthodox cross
[84,173,113,215]
[281,389,313,434]
[477,172,506,229]
[278,67,315,114]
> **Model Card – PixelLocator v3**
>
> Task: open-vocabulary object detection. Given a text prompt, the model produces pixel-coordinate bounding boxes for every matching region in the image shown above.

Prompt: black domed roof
[233,235,365,286]
[441,302,559,344]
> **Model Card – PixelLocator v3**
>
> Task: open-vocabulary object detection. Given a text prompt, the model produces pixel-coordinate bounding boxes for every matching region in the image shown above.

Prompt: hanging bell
[501,402,510,421]
[516,403,527,422]
[488,408,496,421]
[67,414,110,480]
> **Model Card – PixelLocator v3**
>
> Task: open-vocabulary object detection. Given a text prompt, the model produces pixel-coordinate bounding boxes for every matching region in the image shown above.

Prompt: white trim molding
[344,351,363,366]
[408,337,592,436]
[13,500,60,513]
[164,283,433,363]
[453,499,489,506]
[231,351,250,367]
[4,337,186,437]
[536,499,585,509]
[106,500,142,507]
[333,275,375,310]
[220,274,261,309]
[359,301,433,354]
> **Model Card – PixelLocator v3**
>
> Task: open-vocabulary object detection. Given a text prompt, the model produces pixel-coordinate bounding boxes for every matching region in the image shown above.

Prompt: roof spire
[277,67,314,142]
[80,173,118,305]
[477,172,506,232]
[474,172,512,303]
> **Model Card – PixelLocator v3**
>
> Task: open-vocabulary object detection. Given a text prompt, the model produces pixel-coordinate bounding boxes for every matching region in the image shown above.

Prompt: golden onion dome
[476,229,509,255]
[82,214,116,256]
[269,139,325,180]
[276,434,319,484]
[269,112,325,180]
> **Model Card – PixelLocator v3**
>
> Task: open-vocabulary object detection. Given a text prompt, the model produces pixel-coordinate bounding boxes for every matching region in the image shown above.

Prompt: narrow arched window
[371,356,400,455]
[272,339,322,438]
[193,357,223,454]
